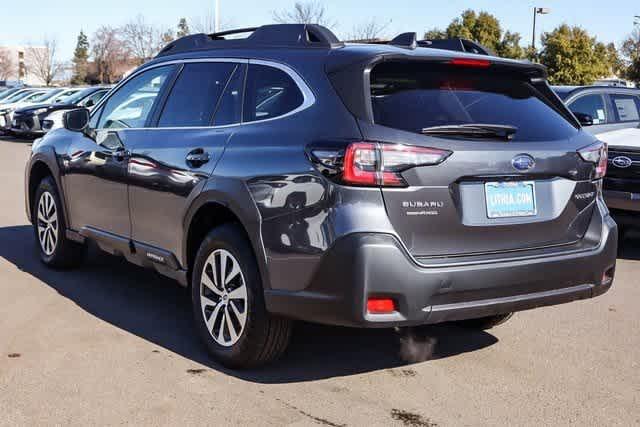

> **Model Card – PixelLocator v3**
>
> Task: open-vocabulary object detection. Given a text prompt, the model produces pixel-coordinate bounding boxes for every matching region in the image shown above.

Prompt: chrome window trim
[89,57,315,131]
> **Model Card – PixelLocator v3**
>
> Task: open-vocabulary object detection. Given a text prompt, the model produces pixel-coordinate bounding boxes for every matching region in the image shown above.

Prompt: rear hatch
[361,59,600,258]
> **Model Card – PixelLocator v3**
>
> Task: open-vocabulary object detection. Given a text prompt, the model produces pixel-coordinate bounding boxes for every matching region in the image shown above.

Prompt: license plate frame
[485,181,537,219]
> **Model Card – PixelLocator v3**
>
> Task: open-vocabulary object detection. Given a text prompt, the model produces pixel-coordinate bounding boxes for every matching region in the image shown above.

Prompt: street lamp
[532,7,551,50]
[214,0,220,33]
[635,15,640,27]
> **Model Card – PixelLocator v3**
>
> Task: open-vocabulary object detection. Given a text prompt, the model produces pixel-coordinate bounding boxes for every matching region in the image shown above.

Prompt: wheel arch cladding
[28,161,55,220]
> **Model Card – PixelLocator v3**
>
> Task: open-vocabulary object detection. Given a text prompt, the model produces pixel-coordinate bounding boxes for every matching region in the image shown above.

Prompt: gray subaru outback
[24,25,617,368]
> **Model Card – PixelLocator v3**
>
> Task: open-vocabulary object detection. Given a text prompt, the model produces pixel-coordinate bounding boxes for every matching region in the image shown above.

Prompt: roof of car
[552,85,640,96]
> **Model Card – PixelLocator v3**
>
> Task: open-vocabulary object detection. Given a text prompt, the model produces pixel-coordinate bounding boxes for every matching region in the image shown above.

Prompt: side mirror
[63,108,90,132]
[573,112,594,127]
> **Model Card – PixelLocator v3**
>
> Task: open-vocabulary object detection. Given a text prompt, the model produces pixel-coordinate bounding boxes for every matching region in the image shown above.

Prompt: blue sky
[1,0,638,60]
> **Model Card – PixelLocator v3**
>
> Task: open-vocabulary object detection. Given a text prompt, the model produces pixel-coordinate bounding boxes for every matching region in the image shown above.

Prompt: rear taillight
[338,142,451,187]
[578,142,608,179]
[448,58,491,68]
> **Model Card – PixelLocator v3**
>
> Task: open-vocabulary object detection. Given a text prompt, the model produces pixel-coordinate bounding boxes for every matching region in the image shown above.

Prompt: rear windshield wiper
[421,124,518,141]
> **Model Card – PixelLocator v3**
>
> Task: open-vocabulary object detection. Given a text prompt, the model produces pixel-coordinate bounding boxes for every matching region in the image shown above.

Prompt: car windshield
[30,89,64,103]
[371,62,579,142]
[3,90,35,103]
[60,88,95,105]
[0,89,21,101]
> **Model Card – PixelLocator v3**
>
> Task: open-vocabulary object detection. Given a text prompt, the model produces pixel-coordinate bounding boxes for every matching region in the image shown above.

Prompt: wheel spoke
[38,211,48,224]
[201,295,217,309]
[225,307,237,342]
[206,302,223,332]
[229,300,246,325]
[217,311,227,342]
[219,251,227,289]
[202,272,223,296]
[224,261,241,286]
[228,285,247,300]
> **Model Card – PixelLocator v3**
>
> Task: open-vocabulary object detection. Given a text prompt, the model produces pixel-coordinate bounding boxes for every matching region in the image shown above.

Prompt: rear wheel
[455,313,514,330]
[191,224,292,368]
[33,177,86,269]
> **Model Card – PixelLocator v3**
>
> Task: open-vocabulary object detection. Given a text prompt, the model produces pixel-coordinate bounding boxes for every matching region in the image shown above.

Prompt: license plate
[485,181,537,219]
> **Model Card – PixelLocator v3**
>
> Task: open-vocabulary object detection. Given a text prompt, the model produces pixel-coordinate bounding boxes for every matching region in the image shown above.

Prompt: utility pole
[214,0,220,33]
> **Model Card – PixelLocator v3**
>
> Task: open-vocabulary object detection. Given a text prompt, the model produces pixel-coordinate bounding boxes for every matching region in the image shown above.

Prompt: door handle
[186,148,210,167]
[113,148,131,162]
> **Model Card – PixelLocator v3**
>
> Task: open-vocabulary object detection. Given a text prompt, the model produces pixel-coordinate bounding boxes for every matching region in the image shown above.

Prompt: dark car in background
[554,86,640,236]
[11,87,111,138]
[25,25,617,368]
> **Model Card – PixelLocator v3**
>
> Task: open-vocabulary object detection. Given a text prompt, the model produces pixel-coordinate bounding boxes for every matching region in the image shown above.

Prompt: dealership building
[0,45,48,86]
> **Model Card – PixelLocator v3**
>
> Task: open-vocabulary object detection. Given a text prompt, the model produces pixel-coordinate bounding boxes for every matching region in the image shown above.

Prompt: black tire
[191,223,292,369]
[33,176,86,269]
[455,313,514,330]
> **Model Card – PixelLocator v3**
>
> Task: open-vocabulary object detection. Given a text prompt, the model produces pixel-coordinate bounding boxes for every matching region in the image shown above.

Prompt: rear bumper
[264,211,617,328]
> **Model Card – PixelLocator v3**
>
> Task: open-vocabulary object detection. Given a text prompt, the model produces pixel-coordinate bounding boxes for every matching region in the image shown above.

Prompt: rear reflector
[367,298,396,314]
[578,142,608,179]
[448,58,491,68]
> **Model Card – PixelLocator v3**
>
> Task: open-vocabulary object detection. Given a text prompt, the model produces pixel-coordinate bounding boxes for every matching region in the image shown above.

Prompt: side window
[213,64,246,126]
[82,90,108,108]
[158,62,236,127]
[243,64,304,123]
[610,94,640,122]
[568,94,607,125]
[97,66,174,129]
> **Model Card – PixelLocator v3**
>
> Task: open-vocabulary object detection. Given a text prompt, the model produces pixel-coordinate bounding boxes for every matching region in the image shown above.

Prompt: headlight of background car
[43,110,66,131]
[32,108,49,116]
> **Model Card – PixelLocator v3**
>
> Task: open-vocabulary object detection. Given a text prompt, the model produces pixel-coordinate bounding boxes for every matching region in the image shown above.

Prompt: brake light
[367,298,396,314]
[341,142,451,187]
[578,142,608,179]
[448,58,491,68]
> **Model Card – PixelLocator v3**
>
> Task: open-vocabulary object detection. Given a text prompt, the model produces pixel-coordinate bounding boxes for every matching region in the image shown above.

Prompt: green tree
[539,24,611,85]
[424,28,446,40]
[445,10,524,59]
[177,18,190,38]
[621,29,640,83]
[71,30,90,85]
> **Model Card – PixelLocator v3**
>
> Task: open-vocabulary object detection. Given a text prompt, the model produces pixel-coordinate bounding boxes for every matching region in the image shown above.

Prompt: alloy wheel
[37,192,58,256]
[200,249,248,347]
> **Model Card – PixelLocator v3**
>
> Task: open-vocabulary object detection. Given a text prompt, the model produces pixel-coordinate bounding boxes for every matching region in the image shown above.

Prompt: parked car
[11,87,111,137]
[1,88,83,134]
[0,88,39,105]
[0,87,25,101]
[0,89,49,132]
[554,86,640,236]
[25,25,617,368]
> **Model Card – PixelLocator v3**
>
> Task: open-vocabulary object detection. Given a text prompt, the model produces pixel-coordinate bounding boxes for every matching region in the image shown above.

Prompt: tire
[191,224,292,368]
[455,313,514,330]
[33,176,86,269]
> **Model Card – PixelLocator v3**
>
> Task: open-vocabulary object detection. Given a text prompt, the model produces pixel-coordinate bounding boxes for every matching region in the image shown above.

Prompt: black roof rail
[156,24,343,58]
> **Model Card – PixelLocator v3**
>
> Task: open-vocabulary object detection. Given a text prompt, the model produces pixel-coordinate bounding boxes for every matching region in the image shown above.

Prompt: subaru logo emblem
[611,156,633,169]
[512,154,535,172]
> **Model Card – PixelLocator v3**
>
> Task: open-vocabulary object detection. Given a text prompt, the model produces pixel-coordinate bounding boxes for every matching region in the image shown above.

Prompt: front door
[62,64,178,241]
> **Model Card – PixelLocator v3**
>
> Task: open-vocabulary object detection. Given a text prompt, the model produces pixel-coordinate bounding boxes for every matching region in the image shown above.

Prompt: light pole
[532,7,551,51]
[635,15,640,27]
[214,0,220,33]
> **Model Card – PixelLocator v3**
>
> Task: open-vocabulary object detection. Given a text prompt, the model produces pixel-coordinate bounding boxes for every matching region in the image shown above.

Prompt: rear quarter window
[243,64,304,123]
[370,62,579,142]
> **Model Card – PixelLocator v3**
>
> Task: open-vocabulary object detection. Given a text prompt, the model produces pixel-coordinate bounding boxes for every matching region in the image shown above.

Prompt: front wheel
[33,176,86,268]
[191,224,292,368]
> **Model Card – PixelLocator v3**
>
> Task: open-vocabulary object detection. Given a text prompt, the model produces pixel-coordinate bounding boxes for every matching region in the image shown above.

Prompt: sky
[1,0,639,61]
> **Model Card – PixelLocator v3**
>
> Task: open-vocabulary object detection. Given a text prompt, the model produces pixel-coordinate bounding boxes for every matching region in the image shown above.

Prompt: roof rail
[156,24,343,58]
[353,33,493,56]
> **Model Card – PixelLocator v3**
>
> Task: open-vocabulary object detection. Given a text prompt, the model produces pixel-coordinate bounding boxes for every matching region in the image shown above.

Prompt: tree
[26,38,65,86]
[92,26,129,84]
[424,28,446,40]
[272,1,337,29]
[539,25,611,85]
[445,10,524,59]
[346,18,391,42]
[0,48,13,81]
[121,15,164,65]
[621,28,640,83]
[71,31,90,85]
[177,18,190,38]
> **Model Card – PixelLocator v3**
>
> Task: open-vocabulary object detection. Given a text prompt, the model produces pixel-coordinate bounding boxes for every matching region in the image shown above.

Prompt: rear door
[126,60,246,260]
[365,60,599,259]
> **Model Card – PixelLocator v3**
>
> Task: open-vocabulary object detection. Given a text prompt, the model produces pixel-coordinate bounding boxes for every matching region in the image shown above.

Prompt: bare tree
[92,26,130,84]
[346,18,392,42]
[191,12,234,34]
[121,15,165,65]
[0,48,14,81]
[26,38,65,86]
[272,1,337,29]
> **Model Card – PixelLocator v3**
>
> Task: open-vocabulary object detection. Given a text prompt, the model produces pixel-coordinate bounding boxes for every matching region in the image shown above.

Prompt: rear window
[370,62,578,142]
